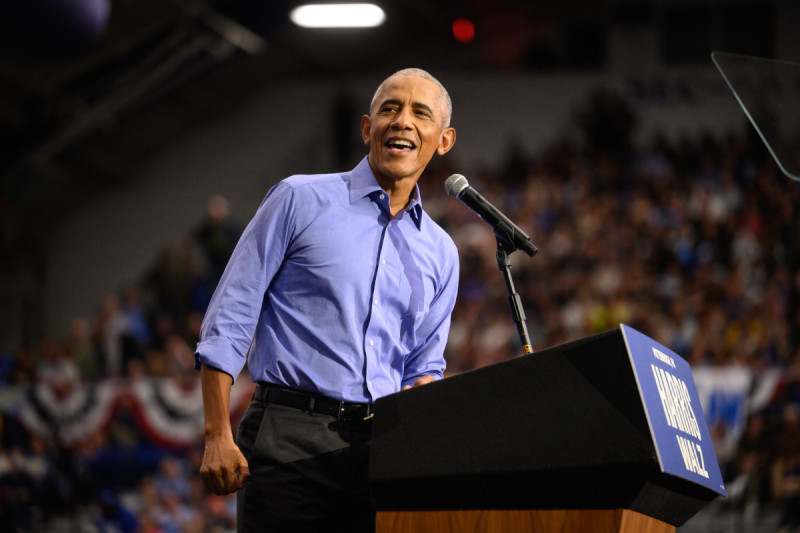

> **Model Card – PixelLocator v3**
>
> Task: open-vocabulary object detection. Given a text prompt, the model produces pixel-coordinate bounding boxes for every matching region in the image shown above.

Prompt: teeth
[389,139,414,148]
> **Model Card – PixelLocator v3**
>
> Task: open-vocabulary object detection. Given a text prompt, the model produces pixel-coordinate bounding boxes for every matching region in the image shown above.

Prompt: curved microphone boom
[444,174,538,257]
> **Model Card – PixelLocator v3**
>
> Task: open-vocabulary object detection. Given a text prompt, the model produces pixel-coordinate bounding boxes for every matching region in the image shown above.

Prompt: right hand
[200,436,251,495]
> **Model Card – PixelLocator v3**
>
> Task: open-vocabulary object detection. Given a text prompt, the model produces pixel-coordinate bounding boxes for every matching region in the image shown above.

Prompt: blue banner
[620,324,727,497]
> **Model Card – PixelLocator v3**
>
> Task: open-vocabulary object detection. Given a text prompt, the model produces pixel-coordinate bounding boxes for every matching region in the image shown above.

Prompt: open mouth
[385,138,416,153]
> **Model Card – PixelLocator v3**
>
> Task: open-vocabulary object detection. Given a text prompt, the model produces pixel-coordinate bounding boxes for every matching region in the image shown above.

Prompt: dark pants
[235,398,375,533]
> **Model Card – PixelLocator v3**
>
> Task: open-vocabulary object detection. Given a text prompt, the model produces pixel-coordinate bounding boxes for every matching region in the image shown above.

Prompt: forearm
[199,363,250,494]
[201,364,234,440]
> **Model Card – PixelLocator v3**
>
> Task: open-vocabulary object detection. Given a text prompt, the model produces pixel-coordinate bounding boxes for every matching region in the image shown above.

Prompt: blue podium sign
[620,324,727,497]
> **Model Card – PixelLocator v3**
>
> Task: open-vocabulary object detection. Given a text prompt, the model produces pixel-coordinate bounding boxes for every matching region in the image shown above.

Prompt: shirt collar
[349,157,424,230]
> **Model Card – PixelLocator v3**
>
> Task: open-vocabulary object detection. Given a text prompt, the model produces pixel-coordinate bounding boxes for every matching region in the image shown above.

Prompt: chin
[377,163,411,178]
[370,154,422,183]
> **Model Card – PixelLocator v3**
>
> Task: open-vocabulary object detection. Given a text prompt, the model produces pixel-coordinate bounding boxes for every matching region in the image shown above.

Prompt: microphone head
[444,174,469,197]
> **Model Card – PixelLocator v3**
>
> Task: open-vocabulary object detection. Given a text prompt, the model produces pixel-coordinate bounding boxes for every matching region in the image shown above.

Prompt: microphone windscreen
[444,174,469,197]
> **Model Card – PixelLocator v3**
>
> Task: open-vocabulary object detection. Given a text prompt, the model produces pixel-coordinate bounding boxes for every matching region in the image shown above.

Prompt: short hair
[369,68,453,128]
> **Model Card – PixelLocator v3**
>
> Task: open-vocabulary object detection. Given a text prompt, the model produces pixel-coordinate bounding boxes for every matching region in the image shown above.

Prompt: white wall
[43,66,745,338]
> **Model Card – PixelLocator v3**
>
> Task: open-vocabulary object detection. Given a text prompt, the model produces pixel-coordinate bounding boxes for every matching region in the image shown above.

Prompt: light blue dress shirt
[194,157,459,403]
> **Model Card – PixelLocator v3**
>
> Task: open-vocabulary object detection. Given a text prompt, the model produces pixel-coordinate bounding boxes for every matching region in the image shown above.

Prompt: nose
[391,106,413,130]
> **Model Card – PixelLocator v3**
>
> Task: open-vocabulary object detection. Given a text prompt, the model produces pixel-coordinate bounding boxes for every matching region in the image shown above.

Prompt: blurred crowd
[3,92,800,532]
[0,194,243,533]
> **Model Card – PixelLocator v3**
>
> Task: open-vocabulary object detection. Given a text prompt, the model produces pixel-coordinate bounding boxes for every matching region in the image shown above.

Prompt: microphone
[445,174,538,257]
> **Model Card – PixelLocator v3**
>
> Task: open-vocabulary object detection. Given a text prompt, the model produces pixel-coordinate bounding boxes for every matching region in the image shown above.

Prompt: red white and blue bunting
[12,377,255,449]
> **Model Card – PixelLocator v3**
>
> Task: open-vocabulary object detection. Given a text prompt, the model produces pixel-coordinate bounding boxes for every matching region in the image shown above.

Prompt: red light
[452,18,475,44]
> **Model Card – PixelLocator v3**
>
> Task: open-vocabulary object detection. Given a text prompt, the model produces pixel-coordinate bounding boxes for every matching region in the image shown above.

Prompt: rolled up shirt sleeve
[194,182,296,380]
[400,236,459,388]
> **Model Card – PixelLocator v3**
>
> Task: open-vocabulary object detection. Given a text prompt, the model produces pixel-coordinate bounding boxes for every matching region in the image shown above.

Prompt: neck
[383,180,416,217]
[367,162,420,217]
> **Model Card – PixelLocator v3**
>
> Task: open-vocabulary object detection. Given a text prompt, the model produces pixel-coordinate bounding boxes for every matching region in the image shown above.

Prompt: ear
[436,127,456,155]
[360,115,371,145]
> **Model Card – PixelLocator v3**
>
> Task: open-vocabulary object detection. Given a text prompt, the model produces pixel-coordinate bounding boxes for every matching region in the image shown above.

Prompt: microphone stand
[495,237,534,355]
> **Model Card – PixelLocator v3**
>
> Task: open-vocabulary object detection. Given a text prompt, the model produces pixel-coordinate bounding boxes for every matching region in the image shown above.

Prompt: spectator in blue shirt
[195,67,459,532]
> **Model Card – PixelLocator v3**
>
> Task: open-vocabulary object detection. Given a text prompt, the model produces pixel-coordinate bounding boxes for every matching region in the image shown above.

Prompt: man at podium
[193,68,460,532]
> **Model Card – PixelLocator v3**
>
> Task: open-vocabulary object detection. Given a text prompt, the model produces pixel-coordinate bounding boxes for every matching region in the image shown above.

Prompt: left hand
[403,375,435,390]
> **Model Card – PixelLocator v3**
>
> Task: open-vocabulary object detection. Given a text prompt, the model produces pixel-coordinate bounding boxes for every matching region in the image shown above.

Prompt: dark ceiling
[0,0,776,264]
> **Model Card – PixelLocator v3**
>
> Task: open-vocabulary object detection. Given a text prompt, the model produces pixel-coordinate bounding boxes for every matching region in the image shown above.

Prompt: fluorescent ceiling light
[290,3,386,28]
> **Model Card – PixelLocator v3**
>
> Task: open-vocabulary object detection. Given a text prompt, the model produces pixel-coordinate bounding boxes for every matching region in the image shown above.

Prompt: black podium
[369,327,724,532]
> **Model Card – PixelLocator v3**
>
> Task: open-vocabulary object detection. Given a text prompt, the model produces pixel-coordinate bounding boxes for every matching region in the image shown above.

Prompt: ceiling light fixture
[290,3,386,28]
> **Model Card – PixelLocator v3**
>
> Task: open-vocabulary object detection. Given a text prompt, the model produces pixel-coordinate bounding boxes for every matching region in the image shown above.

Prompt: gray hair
[369,68,453,128]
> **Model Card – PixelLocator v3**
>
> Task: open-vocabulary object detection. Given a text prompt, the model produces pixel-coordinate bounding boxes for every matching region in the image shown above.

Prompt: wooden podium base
[376,509,676,533]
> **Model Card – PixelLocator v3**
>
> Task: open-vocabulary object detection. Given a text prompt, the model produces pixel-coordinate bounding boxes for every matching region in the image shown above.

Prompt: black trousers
[235,398,375,533]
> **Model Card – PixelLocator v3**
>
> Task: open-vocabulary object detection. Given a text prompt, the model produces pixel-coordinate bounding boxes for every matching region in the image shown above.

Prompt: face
[361,74,456,188]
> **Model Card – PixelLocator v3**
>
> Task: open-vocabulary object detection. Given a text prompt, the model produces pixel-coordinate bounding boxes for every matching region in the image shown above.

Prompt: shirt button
[388,222,392,227]
[373,298,378,305]
[369,340,374,346]
[379,194,385,200]
[382,259,386,265]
